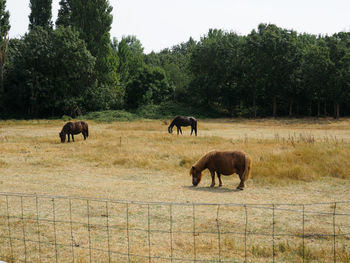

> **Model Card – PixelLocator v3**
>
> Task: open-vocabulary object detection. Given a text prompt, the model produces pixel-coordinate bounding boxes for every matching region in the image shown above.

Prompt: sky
[6,0,350,54]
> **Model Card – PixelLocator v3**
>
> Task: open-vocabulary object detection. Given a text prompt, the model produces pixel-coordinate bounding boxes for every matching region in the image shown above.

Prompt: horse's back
[70,121,88,134]
[207,151,246,175]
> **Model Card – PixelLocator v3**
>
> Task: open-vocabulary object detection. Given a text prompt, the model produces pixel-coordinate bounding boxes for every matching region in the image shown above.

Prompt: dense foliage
[1,0,350,118]
[0,0,10,109]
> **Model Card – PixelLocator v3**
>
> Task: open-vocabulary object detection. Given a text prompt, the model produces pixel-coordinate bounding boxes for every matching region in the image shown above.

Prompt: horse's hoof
[210,185,215,188]
[236,187,244,190]
[219,184,223,187]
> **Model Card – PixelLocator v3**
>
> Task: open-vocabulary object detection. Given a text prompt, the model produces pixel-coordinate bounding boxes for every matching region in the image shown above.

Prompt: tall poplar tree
[0,0,10,97]
[29,0,53,30]
[56,0,121,110]
[55,0,70,27]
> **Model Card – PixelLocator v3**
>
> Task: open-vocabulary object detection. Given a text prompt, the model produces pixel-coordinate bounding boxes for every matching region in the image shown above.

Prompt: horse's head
[59,132,65,143]
[168,126,173,134]
[190,166,202,187]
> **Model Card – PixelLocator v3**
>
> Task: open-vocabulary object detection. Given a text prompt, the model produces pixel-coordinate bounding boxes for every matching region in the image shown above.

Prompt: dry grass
[0,118,350,262]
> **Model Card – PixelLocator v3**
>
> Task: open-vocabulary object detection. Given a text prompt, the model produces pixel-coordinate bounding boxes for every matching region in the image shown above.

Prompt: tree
[145,38,196,102]
[29,0,53,30]
[190,29,242,114]
[4,26,96,117]
[301,36,332,117]
[116,35,145,85]
[0,0,10,101]
[126,65,172,108]
[247,24,300,117]
[56,0,120,110]
[325,33,350,118]
[55,0,70,27]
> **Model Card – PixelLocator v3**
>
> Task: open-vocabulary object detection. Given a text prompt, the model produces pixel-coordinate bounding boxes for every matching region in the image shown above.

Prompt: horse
[189,150,252,190]
[168,116,197,136]
[59,121,89,143]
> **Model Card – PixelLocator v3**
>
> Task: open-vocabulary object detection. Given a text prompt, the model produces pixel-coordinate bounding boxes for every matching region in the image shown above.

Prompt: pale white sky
[7,0,350,54]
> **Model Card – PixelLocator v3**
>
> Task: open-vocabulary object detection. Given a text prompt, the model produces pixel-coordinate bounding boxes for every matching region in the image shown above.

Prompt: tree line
[1,0,350,118]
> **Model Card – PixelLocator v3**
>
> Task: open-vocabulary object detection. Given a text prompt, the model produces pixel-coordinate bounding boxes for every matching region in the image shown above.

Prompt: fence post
[216,205,221,262]
[69,199,75,263]
[35,196,41,263]
[21,196,27,263]
[169,204,173,263]
[193,204,196,261]
[272,204,275,263]
[126,203,130,263]
[302,205,305,263]
[105,201,111,263]
[52,198,58,263]
[244,205,248,263]
[333,202,337,263]
[87,200,92,263]
[147,204,151,263]
[6,196,13,262]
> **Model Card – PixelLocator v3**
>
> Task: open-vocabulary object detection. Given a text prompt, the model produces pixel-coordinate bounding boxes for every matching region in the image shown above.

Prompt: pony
[59,121,89,143]
[168,116,197,136]
[189,150,252,190]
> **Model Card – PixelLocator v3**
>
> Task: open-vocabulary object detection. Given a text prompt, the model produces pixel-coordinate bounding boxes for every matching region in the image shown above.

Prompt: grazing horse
[59,121,89,143]
[168,116,197,136]
[190,150,252,190]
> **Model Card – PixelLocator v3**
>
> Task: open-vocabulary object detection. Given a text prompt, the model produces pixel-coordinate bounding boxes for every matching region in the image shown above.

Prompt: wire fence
[0,192,350,262]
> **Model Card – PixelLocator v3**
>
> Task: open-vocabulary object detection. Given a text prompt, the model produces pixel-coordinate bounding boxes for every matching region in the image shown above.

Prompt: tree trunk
[333,102,340,119]
[273,96,277,118]
[252,93,257,118]
[308,102,312,116]
[0,64,3,95]
[296,102,299,116]
[0,65,3,108]
[289,99,293,117]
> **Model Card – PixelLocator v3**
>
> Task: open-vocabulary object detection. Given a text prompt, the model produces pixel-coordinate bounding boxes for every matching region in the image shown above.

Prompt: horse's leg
[67,134,70,142]
[179,127,182,135]
[177,127,179,135]
[217,173,223,187]
[210,170,215,187]
[83,132,86,140]
[190,126,193,136]
[237,172,245,190]
[72,134,74,142]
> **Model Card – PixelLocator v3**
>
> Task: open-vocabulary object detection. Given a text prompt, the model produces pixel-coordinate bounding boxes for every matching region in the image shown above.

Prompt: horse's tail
[242,153,252,183]
[85,122,89,137]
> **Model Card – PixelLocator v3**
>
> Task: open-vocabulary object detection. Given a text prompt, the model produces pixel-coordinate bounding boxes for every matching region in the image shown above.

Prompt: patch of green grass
[82,110,138,122]
[133,102,226,119]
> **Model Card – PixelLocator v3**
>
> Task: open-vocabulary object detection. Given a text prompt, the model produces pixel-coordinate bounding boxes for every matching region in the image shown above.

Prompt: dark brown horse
[190,150,252,190]
[168,116,197,136]
[59,121,89,143]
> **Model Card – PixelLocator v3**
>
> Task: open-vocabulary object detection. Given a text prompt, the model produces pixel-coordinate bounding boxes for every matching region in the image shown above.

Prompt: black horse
[59,121,89,143]
[168,116,197,136]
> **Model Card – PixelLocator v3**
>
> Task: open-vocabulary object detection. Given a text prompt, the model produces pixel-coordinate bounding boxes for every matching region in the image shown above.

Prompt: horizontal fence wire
[0,192,349,263]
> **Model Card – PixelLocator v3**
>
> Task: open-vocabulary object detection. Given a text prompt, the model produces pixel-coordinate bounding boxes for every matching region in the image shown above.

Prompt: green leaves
[29,0,53,30]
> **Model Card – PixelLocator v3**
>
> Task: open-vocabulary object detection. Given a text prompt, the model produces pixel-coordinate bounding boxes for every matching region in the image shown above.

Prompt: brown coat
[190,150,252,190]
[59,121,89,143]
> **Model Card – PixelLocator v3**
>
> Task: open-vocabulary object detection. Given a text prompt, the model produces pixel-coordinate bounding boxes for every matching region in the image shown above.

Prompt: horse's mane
[168,117,178,128]
[193,150,216,171]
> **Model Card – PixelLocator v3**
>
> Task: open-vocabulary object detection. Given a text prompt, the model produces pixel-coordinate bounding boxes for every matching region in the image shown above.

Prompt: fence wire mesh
[0,192,349,263]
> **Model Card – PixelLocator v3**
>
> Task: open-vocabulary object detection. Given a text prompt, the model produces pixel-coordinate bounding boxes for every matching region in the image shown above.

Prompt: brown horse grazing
[59,121,89,143]
[190,150,252,190]
[168,116,197,136]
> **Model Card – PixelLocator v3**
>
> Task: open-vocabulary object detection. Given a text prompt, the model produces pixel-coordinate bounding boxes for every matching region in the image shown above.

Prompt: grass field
[0,118,350,262]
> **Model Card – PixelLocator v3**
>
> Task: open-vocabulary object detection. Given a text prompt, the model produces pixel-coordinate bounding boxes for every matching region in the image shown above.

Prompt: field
[0,118,350,262]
